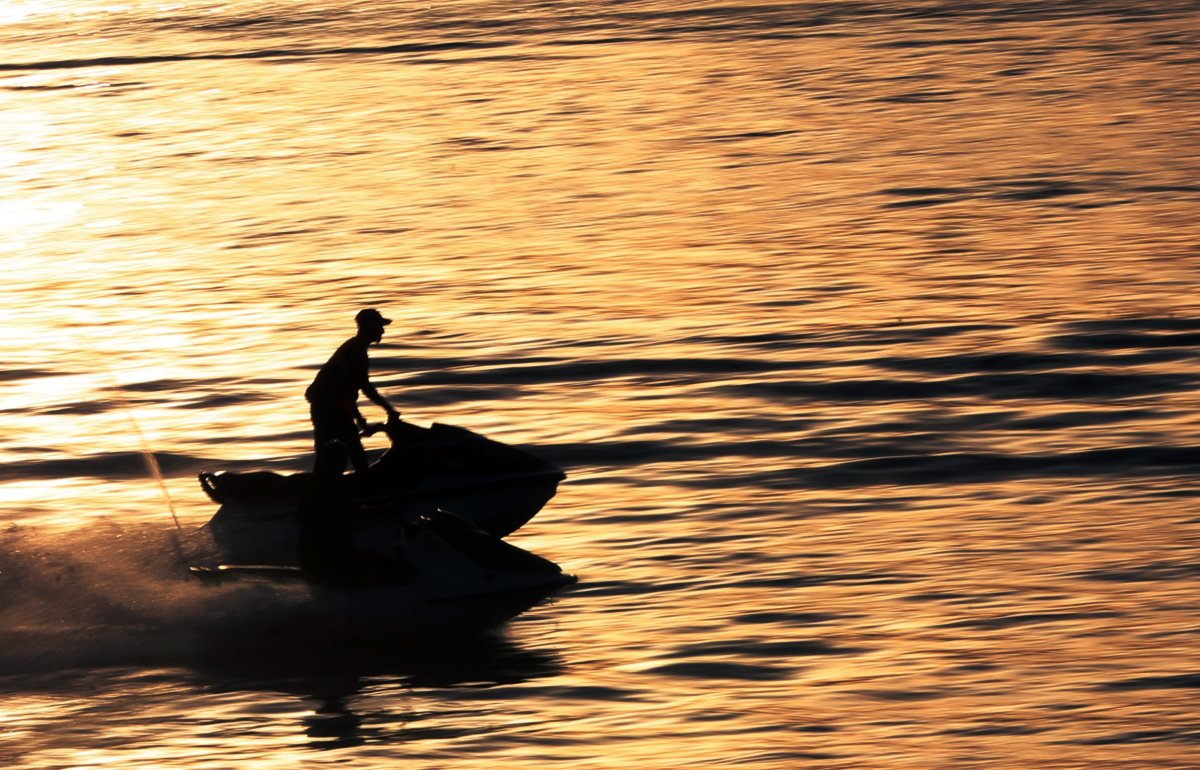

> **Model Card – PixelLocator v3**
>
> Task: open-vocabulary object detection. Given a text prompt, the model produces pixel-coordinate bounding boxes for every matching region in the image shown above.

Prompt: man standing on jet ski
[305,308,399,474]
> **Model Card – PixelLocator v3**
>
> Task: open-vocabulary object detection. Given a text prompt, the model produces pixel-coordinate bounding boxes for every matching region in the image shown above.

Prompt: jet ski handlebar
[362,413,406,437]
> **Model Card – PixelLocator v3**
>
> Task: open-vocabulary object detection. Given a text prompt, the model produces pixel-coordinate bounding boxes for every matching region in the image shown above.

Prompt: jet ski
[188,509,576,637]
[198,418,564,539]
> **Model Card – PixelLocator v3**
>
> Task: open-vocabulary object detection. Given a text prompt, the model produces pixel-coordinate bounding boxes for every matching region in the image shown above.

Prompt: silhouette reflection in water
[188,633,565,749]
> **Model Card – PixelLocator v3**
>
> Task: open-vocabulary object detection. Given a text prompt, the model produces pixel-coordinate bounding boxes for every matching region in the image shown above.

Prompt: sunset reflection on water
[1,0,1199,767]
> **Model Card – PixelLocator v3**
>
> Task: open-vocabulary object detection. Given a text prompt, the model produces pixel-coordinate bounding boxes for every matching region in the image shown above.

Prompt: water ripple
[0,40,510,72]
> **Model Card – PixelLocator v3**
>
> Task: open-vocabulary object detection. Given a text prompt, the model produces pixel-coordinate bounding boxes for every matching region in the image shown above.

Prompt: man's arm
[362,381,399,419]
[355,343,398,421]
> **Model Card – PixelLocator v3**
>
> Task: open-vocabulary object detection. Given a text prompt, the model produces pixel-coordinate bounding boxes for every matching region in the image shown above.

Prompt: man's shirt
[305,337,369,408]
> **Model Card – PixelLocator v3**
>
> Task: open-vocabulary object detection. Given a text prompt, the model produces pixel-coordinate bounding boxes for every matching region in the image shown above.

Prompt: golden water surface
[1,1,1198,767]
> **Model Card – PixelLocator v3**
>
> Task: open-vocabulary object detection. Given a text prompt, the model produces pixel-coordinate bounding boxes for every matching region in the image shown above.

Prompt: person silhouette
[305,308,399,474]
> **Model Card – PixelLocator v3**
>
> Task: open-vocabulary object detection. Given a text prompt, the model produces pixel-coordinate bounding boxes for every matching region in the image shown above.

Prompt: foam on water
[0,519,568,679]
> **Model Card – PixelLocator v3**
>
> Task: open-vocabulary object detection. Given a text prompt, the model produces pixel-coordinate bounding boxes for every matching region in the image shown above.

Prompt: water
[2,0,1199,766]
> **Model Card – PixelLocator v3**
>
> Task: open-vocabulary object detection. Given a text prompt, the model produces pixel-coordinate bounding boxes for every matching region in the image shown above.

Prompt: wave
[0,40,509,72]
[0,451,283,482]
[875,348,1197,375]
[691,323,1008,351]
[1078,561,1200,583]
[546,439,1200,489]
[722,370,1196,402]
[878,172,1200,210]
[0,367,63,382]
[805,444,1200,488]
[1100,673,1200,691]
[387,356,794,387]
[7,0,1193,77]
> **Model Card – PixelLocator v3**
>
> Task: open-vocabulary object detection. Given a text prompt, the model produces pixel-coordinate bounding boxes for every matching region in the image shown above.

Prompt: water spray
[103,370,188,566]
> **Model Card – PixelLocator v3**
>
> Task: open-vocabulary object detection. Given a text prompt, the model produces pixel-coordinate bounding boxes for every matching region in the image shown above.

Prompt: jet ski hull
[187,510,576,639]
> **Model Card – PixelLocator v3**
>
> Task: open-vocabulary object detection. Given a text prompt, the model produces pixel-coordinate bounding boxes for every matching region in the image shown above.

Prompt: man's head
[355,308,392,344]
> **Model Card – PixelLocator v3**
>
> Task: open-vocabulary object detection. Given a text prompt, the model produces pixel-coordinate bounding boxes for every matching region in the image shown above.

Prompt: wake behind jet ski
[199,417,565,541]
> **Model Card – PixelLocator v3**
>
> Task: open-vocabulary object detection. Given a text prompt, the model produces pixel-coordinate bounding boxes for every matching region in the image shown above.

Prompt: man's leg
[342,433,369,475]
[310,406,367,473]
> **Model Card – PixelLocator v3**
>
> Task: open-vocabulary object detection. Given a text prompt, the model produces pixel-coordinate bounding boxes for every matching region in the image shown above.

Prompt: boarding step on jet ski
[198,418,565,541]
[188,509,576,636]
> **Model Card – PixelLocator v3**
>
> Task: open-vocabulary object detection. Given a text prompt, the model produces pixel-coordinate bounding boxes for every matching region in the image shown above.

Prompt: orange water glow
[0,0,1199,767]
